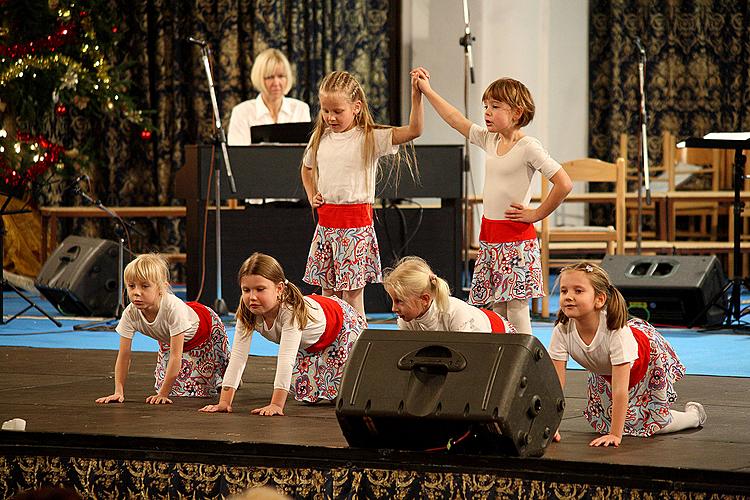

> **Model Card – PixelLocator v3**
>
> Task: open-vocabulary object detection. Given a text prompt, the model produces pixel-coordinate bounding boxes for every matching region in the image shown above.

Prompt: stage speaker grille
[600,255,727,327]
[335,330,564,457]
[35,236,127,317]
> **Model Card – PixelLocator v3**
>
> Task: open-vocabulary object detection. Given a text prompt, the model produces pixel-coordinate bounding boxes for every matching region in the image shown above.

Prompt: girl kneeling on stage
[96,254,230,405]
[549,262,706,447]
[383,256,516,333]
[199,252,366,416]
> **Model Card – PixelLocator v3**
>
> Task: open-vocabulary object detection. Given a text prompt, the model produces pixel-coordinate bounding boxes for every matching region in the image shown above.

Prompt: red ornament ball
[55,103,67,116]
[140,129,152,141]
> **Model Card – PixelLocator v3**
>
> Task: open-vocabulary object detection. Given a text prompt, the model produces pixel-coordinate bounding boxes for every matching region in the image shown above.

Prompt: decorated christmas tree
[0,0,152,204]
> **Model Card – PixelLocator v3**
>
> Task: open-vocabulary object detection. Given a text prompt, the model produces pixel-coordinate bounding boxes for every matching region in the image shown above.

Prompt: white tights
[492,299,532,335]
[655,404,703,434]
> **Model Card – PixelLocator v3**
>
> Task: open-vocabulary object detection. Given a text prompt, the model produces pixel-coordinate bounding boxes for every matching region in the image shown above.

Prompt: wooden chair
[536,157,626,318]
[663,130,724,240]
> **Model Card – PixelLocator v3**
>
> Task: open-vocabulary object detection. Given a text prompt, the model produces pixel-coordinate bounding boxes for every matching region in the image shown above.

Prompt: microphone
[635,37,646,56]
[188,36,207,47]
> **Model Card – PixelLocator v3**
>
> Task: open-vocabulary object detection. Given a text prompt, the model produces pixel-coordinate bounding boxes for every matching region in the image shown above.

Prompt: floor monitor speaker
[36,236,125,317]
[600,255,727,327]
[336,330,564,457]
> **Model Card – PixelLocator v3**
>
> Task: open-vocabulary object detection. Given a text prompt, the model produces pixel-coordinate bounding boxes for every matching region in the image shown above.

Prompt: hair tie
[429,274,437,283]
[284,279,289,285]
[585,265,593,272]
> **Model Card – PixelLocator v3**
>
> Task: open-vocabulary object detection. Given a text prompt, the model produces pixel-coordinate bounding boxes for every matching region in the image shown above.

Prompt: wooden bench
[40,206,187,262]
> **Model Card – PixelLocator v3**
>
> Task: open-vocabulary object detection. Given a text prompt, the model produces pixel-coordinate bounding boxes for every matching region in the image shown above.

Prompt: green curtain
[67,0,398,257]
[589,0,750,165]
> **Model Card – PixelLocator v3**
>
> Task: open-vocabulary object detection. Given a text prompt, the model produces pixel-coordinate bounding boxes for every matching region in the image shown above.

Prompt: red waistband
[317,203,373,228]
[160,301,211,352]
[479,217,537,243]
[603,325,650,390]
[480,308,508,333]
[305,294,344,353]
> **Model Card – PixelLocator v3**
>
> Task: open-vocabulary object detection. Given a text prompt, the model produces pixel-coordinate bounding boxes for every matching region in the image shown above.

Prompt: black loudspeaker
[335,330,564,457]
[601,255,727,327]
[35,236,124,317]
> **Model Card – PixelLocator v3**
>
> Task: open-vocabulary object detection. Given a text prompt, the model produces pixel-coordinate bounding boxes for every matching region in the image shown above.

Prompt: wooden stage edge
[1,346,749,498]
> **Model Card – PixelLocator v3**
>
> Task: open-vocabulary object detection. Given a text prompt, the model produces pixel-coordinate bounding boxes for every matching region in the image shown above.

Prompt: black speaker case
[35,236,124,317]
[335,330,564,457]
[601,255,727,327]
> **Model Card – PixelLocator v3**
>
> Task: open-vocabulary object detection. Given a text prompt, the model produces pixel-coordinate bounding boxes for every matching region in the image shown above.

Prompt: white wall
[401,0,589,226]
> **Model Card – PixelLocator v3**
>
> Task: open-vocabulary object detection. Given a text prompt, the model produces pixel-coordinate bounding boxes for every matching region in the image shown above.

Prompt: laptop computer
[250,122,314,144]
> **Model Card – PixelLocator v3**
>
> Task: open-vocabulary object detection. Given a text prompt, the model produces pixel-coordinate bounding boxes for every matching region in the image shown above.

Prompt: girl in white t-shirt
[549,262,706,447]
[301,70,423,319]
[199,252,366,416]
[383,256,515,334]
[96,254,229,405]
[411,67,573,335]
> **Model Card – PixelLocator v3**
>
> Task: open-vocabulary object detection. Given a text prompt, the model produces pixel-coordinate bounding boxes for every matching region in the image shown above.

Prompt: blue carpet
[2,286,750,378]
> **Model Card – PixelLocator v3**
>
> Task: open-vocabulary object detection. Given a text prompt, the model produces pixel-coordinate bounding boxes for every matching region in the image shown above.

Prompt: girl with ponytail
[549,262,706,447]
[383,256,516,334]
[199,252,365,416]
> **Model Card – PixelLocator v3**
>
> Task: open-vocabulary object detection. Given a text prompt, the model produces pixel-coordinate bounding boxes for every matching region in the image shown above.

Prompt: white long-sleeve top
[469,124,561,220]
[397,296,512,333]
[222,296,327,391]
[227,95,311,145]
[548,310,639,375]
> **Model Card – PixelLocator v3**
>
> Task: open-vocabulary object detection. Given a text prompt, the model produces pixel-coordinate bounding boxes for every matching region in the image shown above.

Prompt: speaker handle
[60,245,81,263]
[397,346,467,372]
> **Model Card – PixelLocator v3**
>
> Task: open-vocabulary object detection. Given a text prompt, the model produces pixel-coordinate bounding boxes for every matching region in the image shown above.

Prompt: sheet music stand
[0,196,62,327]
[680,136,750,330]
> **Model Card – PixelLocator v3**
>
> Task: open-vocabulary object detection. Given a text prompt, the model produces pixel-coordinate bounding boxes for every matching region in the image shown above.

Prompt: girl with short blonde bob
[549,262,706,448]
[96,254,229,405]
[200,252,366,416]
[383,256,515,333]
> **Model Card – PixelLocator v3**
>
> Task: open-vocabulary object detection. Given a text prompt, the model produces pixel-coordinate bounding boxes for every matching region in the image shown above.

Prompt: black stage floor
[1,346,749,498]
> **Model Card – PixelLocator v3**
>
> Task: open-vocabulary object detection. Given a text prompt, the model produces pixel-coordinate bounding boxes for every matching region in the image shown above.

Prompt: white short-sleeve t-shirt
[303,127,397,204]
[116,293,199,344]
[548,311,639,375]
[397,296,496,333]
[469,124,561,220]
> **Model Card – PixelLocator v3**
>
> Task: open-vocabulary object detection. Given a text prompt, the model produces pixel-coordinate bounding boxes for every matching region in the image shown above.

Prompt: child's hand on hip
[505,203,538,223]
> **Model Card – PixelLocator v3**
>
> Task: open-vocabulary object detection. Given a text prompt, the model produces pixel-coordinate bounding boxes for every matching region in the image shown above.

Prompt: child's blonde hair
[555,261,629,330]
[250,48,294,94]
[382,256,451,312]
[482,78,535,127]
[303,70,416,197]
[235,252,311,334]
[123,254,171,293]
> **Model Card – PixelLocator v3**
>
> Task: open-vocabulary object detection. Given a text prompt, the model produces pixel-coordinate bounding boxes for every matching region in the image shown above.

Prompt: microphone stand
[194,39,237,315]
[459,0,476,290]
[73,187,145,331]
[635,38,651,254]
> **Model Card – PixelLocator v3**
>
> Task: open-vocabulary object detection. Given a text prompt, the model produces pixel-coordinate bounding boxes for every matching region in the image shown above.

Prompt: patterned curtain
[48,0,398,273]
[589,0,750,166]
